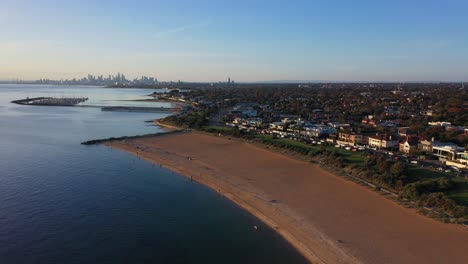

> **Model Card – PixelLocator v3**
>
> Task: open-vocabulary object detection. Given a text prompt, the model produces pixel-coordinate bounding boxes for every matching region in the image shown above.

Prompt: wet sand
[105,132,468,264]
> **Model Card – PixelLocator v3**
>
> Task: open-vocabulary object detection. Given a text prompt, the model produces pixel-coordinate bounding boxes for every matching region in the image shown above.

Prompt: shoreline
[114,149,325,263]
[152,119,184,131]
[103,134,346,264]
[101,131,468,263]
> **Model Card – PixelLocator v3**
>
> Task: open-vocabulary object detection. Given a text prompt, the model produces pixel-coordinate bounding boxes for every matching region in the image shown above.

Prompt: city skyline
[1,0,468,82]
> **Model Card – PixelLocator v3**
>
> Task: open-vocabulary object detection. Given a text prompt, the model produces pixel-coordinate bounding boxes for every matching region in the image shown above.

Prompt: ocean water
[0,85,307,264]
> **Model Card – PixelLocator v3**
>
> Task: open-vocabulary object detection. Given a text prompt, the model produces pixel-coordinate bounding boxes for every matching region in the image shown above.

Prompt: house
[421,110,434,116]
[361,116,376,126]
[246,118,263,128]
[378,120,400,128]
[455,151,468,166]
[328,122,351,129]
[419,139,433,152]
[399,136,420,154]
[231,104,258,117]
[431,141,464,161]
[305,125,336,138]
[269,122,285,131]
[337,132,364,146]
[398,127,410,137]
[368,134,399,150]
[428,121,452,127]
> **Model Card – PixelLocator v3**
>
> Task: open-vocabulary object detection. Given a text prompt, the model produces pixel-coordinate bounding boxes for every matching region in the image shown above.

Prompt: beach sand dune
[106,132,468,264]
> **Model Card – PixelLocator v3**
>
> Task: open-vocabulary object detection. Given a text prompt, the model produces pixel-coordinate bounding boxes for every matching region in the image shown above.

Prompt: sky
[1,0,468,82]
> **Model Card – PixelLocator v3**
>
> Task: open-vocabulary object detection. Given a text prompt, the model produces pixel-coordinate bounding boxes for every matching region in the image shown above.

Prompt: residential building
[419,138,433,152]
[399,136,420,154]
[398,127,410,137]
[428,121,452,127]
[269,122,285,131]
[337,132,364,146]
[453,151,468,168]
[368,134,399,150]
[431,141,464,161]
[305,125,336,138]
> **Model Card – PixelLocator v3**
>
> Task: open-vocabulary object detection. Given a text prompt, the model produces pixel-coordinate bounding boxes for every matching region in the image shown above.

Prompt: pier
[101,106,180,113]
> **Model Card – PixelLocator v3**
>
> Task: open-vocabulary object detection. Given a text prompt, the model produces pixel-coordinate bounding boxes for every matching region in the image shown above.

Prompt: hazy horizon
[2,0,468,82]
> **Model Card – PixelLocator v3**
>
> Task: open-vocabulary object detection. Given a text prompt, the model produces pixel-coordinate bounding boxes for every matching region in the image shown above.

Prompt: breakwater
[81,129,184,145]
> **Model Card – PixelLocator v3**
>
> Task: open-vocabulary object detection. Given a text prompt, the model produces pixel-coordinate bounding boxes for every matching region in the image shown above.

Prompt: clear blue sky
[1,0,467,82]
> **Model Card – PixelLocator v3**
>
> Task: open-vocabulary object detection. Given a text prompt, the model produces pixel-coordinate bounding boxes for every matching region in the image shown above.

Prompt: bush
[401,178,456,200]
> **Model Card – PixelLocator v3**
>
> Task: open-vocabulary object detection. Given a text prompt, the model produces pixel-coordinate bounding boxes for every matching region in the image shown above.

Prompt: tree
[390,163,405,177]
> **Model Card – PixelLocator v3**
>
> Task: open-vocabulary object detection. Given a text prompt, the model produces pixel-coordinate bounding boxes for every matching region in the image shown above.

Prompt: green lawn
[326,147,366,165]
[343,153,366,164]
[253,135,365,163]
[403,166,468,206]
[203,125,233,133]
[275,138,313,148]
[447,178,468,206]
[254,134,274,141]
[405,166,449,182]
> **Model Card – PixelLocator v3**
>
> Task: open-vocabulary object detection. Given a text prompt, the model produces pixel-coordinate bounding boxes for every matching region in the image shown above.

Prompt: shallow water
[0,84,307,264]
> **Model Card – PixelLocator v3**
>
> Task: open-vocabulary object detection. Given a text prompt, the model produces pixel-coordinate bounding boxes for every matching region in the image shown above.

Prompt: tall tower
[228,77,231,84]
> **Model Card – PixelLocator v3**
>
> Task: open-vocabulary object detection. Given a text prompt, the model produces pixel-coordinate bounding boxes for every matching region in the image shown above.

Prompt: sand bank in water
[105,132,468,264]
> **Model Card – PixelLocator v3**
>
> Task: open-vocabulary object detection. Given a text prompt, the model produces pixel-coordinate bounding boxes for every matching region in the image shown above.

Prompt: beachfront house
[454,151,468,168]
[399,136,420,154]
[337,132,364,146]
[419,139,433,152]
[431,141,464,161]
[368,134,399,150]
[305,125,336,138]
[269,122,285,131]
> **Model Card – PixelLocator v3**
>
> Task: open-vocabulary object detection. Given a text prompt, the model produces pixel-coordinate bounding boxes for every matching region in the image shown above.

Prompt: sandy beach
[105,131,468,264]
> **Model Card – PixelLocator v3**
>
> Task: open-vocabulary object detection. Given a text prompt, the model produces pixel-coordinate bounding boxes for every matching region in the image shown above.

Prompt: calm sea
[0,84,307,264]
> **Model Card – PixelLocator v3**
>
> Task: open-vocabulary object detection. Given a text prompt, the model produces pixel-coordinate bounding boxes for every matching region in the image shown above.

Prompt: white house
[431,141,464,161]
[368,134,399,150]
[305,125,336,138]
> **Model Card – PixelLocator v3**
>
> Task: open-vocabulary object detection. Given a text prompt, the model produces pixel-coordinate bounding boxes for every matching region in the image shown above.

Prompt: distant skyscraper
[228,77,231,84]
